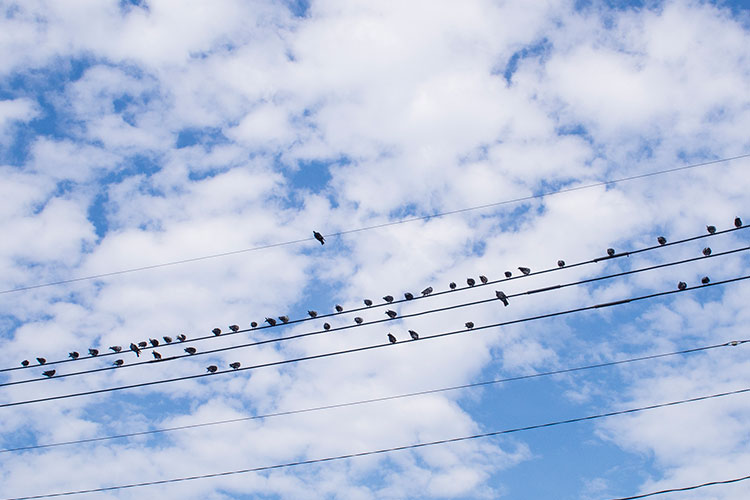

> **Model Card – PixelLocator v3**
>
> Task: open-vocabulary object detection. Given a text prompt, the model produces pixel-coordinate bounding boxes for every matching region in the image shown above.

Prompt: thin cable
[4,386,749,500]
[2,275,747,408]
[605,474,750,500]
[5,243,747,383]
[1,339,744,454]
[2,154,747,296]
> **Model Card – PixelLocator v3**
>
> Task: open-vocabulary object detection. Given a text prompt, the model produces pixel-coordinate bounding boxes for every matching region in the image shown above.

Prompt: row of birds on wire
[17,218,742,379]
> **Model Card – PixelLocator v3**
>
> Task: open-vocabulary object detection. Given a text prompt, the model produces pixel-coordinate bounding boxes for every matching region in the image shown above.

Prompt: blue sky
[1,0,750,499]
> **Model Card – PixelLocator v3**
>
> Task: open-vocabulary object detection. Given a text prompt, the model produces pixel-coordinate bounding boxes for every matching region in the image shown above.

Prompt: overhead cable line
[605,474,750,500]
[4,227,746,375]
[2,275,747,408]
[2,154,747,296]
[4,243,747,384]
[3,386,749,500]
[1,339,744,454]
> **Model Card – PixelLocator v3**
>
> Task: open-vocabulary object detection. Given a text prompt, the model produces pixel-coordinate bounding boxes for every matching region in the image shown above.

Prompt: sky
[1,0,750,499]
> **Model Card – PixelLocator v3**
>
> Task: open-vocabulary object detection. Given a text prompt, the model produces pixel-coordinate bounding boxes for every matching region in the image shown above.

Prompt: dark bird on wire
[21,360,29,367]
[607,248,615,257]
[519,267,531,275]
[212,328,222,336]
[479,275,488,284]
[184,347,197,355]
[735,217,742,228]
[177,334,187,342]
[69,352,79,360]
[449,282,457,290]
[409,330,419,340]
[701,276,710,284]
[265,317,277,326]
[206,365,218,373]
[467,278,475,287]
[323,322,331,330]
[313,231,325,245]
[43,370,55,378]
[138,341,147,348]
[36,357,46,365]
[504,271,512,278]
[150,338,159,346]
[388,333,397,344]
[557,260,565,268]
[163,336,172,344]
[678,281,687,290]
[279,316,290,324]
[707,225,716,234]
[422,286,433,296]
[89,348,99,357]
[110,346,122,353]
[465,322,474,329]
[657,236,667,245]
[335,305,344,313]
[385,310,398,319]
[703,247,712,256]
[152,351,162,360]
[383,295,394,303]
[364,299,373,306]
[404,292,414,300]
[230,362,241,370]
[495,290,509,307]
[130,343,140,357]
[250,322,258,328]
[354,317,363,324]
[229,325,240,332]
[308,310,318,318]
[113,359,124,367]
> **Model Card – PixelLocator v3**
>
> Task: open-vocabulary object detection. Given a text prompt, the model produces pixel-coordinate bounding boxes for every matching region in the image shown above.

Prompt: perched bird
[138,341,148,348]
[467,278,476,287]
[504,271,512,278]
[250,322,258,328]
[404,292,414,300]
[323,322,331,330]
[42,370,56,378]
[557,260,565,268]
[387,333,397,344]
[212,328,222,336]
[279,316,290,324]
[21,360,29,367]
[409,330,419,340]
[479,275,488,284]
[130,343,141,357]
[69,351,79,360]
[308,310,318,318]
[735,217,742,228]
[113,359,124,367]
[184,347,197,355]
[465,322,474,329]
[36,357,46,365]
[149,338,159,347]
[607,248,615,256]
[152,351,162,360]
[229,325,240,332]
[335,305,344,313]
[89,348,99,357]
[229,362,241,370]
[707,225,716,234]
[110,346,122,353]
[421,286,433,296]
[163,336,173,344]
[703,247,712,256]
[383,295,394,303]
[495,290,509,307]
[701,276,710,284]
[177,334,187,342]
[354,317,363,324]
[313,231,325,245]
[657,236,667,245]
[385,310,398,319]
[265,317,277,326]
[364,299,373,307]
[518,267,531,275]
[449,282,457,290]
[678,281,687,290]
[206,365,218,373]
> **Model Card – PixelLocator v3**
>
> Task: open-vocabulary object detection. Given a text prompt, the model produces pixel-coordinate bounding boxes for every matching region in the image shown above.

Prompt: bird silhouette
[69,352,79,360]
[184,347,197,355]
[354,317,363,324]
[518,267,531,275]
[467,278,475,287]
[230,362,241,370]
[387,333,397,344]
[385,310,398,318]
[279,316,290,323]
[735,217,742,228]
[495,290,509,306]
[404,292,414,300]
[21,360,29,367]
[36,357,46,365]
[701,276,710,284]
[113,359,124,367]
[703,247,712,256]
[130,343,141,357]
[678,281,687,290]
[657,236,667,245]
[229,325,240,332]
[250,322,258,328]
[206,365,218,373]
[557,260,565,268]
[607,248,615,256]
[707,225,716,234]
[313,231,325,245]
[88,348,99,357]
[364,299,373,306]
[409,330,419,340]
[138,341,148,348]
[110,346,122,353]
[150,338,159,346]
[42,370,55,378]
[504,271,512,278]
[449,282,457,290]
[177,334,187,342]
[265,317,277,326]
[479,275,488,284]
[308,310,318,318]
[152,351,162,360]
[465,322,474,329]
[163,336,173,344]
[335,305,344,313]
[212,328,222,336]
[323,322,331,330]
[421,286,433,296]
[383,295,394,303]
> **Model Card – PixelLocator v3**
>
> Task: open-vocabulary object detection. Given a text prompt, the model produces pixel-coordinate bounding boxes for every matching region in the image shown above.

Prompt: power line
[4,230,746,376]
[2,275,747,408]
[2,154,747,296]
[1,339,743,455]
[4,386,749,500]
[605,474,750,500]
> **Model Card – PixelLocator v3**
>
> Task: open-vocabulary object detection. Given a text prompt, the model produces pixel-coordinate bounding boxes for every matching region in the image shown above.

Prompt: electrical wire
[1,339,744,454]
[2,154,747,296]
[3,385,749,500]
[4,228,746,375]
[605,474,750,500]
[2,275,747,408]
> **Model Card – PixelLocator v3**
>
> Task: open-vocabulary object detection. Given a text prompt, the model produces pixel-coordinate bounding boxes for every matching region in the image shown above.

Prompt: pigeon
[735,217,742,228]
[335,305,344,313]
[184,347,197,355]
[449,282,457,290]
[465,322,474,329]
[383,295,394,303]
[313,231,325,245]
[308,310,318,318]
[504,271,512,278]
[364,299,373,307]
[279,316,290,324]
[703,247,712,256]
[177,334,187,342]
[479,275,488,284]
[323,322,331,330]
[130,343,141,357]
[385,310,398,319]
[250,322,258,328]
[36,357,46,365]
[110,346,122,353]
[495,290,509,307]
[150,338,159,347]
[707,225,716,234]
[69,351,79,360]
[421,286,433,296]
[152,351,162,360]
[212,328,222,336]
[678,281,687,290]
[42,370,56,378]
[229,362,241,370]
[557,260,565,268]
[229,325,240,332]
[404,292,414,300]
[657,236,667,245]
[113,359,124,367]
[265,317,277,326]
[206,365,218,373]
[518,267,531,275]
[354,317,363,324]
[467,278,476,287]
[409,330,419,340]
[701,276,710,284]
[607,248,615,256]
[88,348,99,357]
[163,336,173,344]
[387,333,397,344]
[21,360,29,367]
[138,341,148,348]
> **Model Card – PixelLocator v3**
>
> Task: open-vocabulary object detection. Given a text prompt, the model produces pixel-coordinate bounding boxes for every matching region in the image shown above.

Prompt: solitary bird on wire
[707,225,716,234]
[735,217,742,228]
[21,360,29,367]
[212,328,222,336]
[265,317,277,326]
[313,231,325,245]
[230,362,241,370]
[404,292,414,300]
[130,343,141,357]
[479,275,488,284]
[335,305,344,313]
[703,247,712,256]
[678,281,687,290]
[387,333,397,344]
[422,286,433,296]
[177,334,187,342]
[152,351,162,360]
[229,325,240,332]
[409,330,419,340]
[364,299,373,306]
[465,322,474,329]
[701,276,710,284]
[467,278,476,287]
[113,359,124,367]
[250,322,258,328]
[557,260,565,268]
[495,290,509,307]
[36,357,46,365]
[518,267,531,275]
[279,316,290,324]
[69,352,79,360]
[383,295,394,303]
[89,348,99,357]
[110,346,122,353]
[323,322,331,330]
[385,310,398,319]
[657,236,667,245]
[449,282,457,290]
[184,347,197,355]
[163,336,173,344]
[150,338,159,346]
[607,248,616,257]
[206,365,218,373]
[42,370,55,378]
[504,271,512,278]
[138,341,148,348]
[308,310,318,318]
[354,317,363,324]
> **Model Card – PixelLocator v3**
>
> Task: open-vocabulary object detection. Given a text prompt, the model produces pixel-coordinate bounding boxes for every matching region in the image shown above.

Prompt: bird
[130,343,141,357]
[387,333,397,344]
[449,282,457,290]
[212,328,222,336]
[607,248,615,256]
[495,290,509,307]
[678,281,687,290]
[69,352,79,360]
[42,370,56,378]
[354,317,363,324]
[36,357,46,365]
[88,348,99,356]
[21,360,29,367]
[113,359,124,367]
[518,267,531,275]
[279,316,290,324]
[229,325,240,332]
[250,322,258,328]
[385,310,398,319]
[110,346,122,353]
[657,236,667,245]
[149,338,159,347]
[735,217,742,228]
[152,351,162,360]
[308,310,318,318]
[409,330,419,340]
[479,275,488,284]
[707,225,716,234]
[230,362,241,370]
[163,336,173,344]
[313,231,325,245]
[323,322,331,330]
[335,305,344,313]
[465,322,474,329]
[467,278,476,287]
[703,247,712,256]
[404,292,414,300]
[421,286,433,296]
[206,365,218,373]
[265,317,277,326]
[383,295,394,303]
[177,334,187,342]
[557,260,565,268]
[504,271,512,278]
[364,299,373,306]
[138,341,148,348]
[701,276,710,284]
[184,347,197,355]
